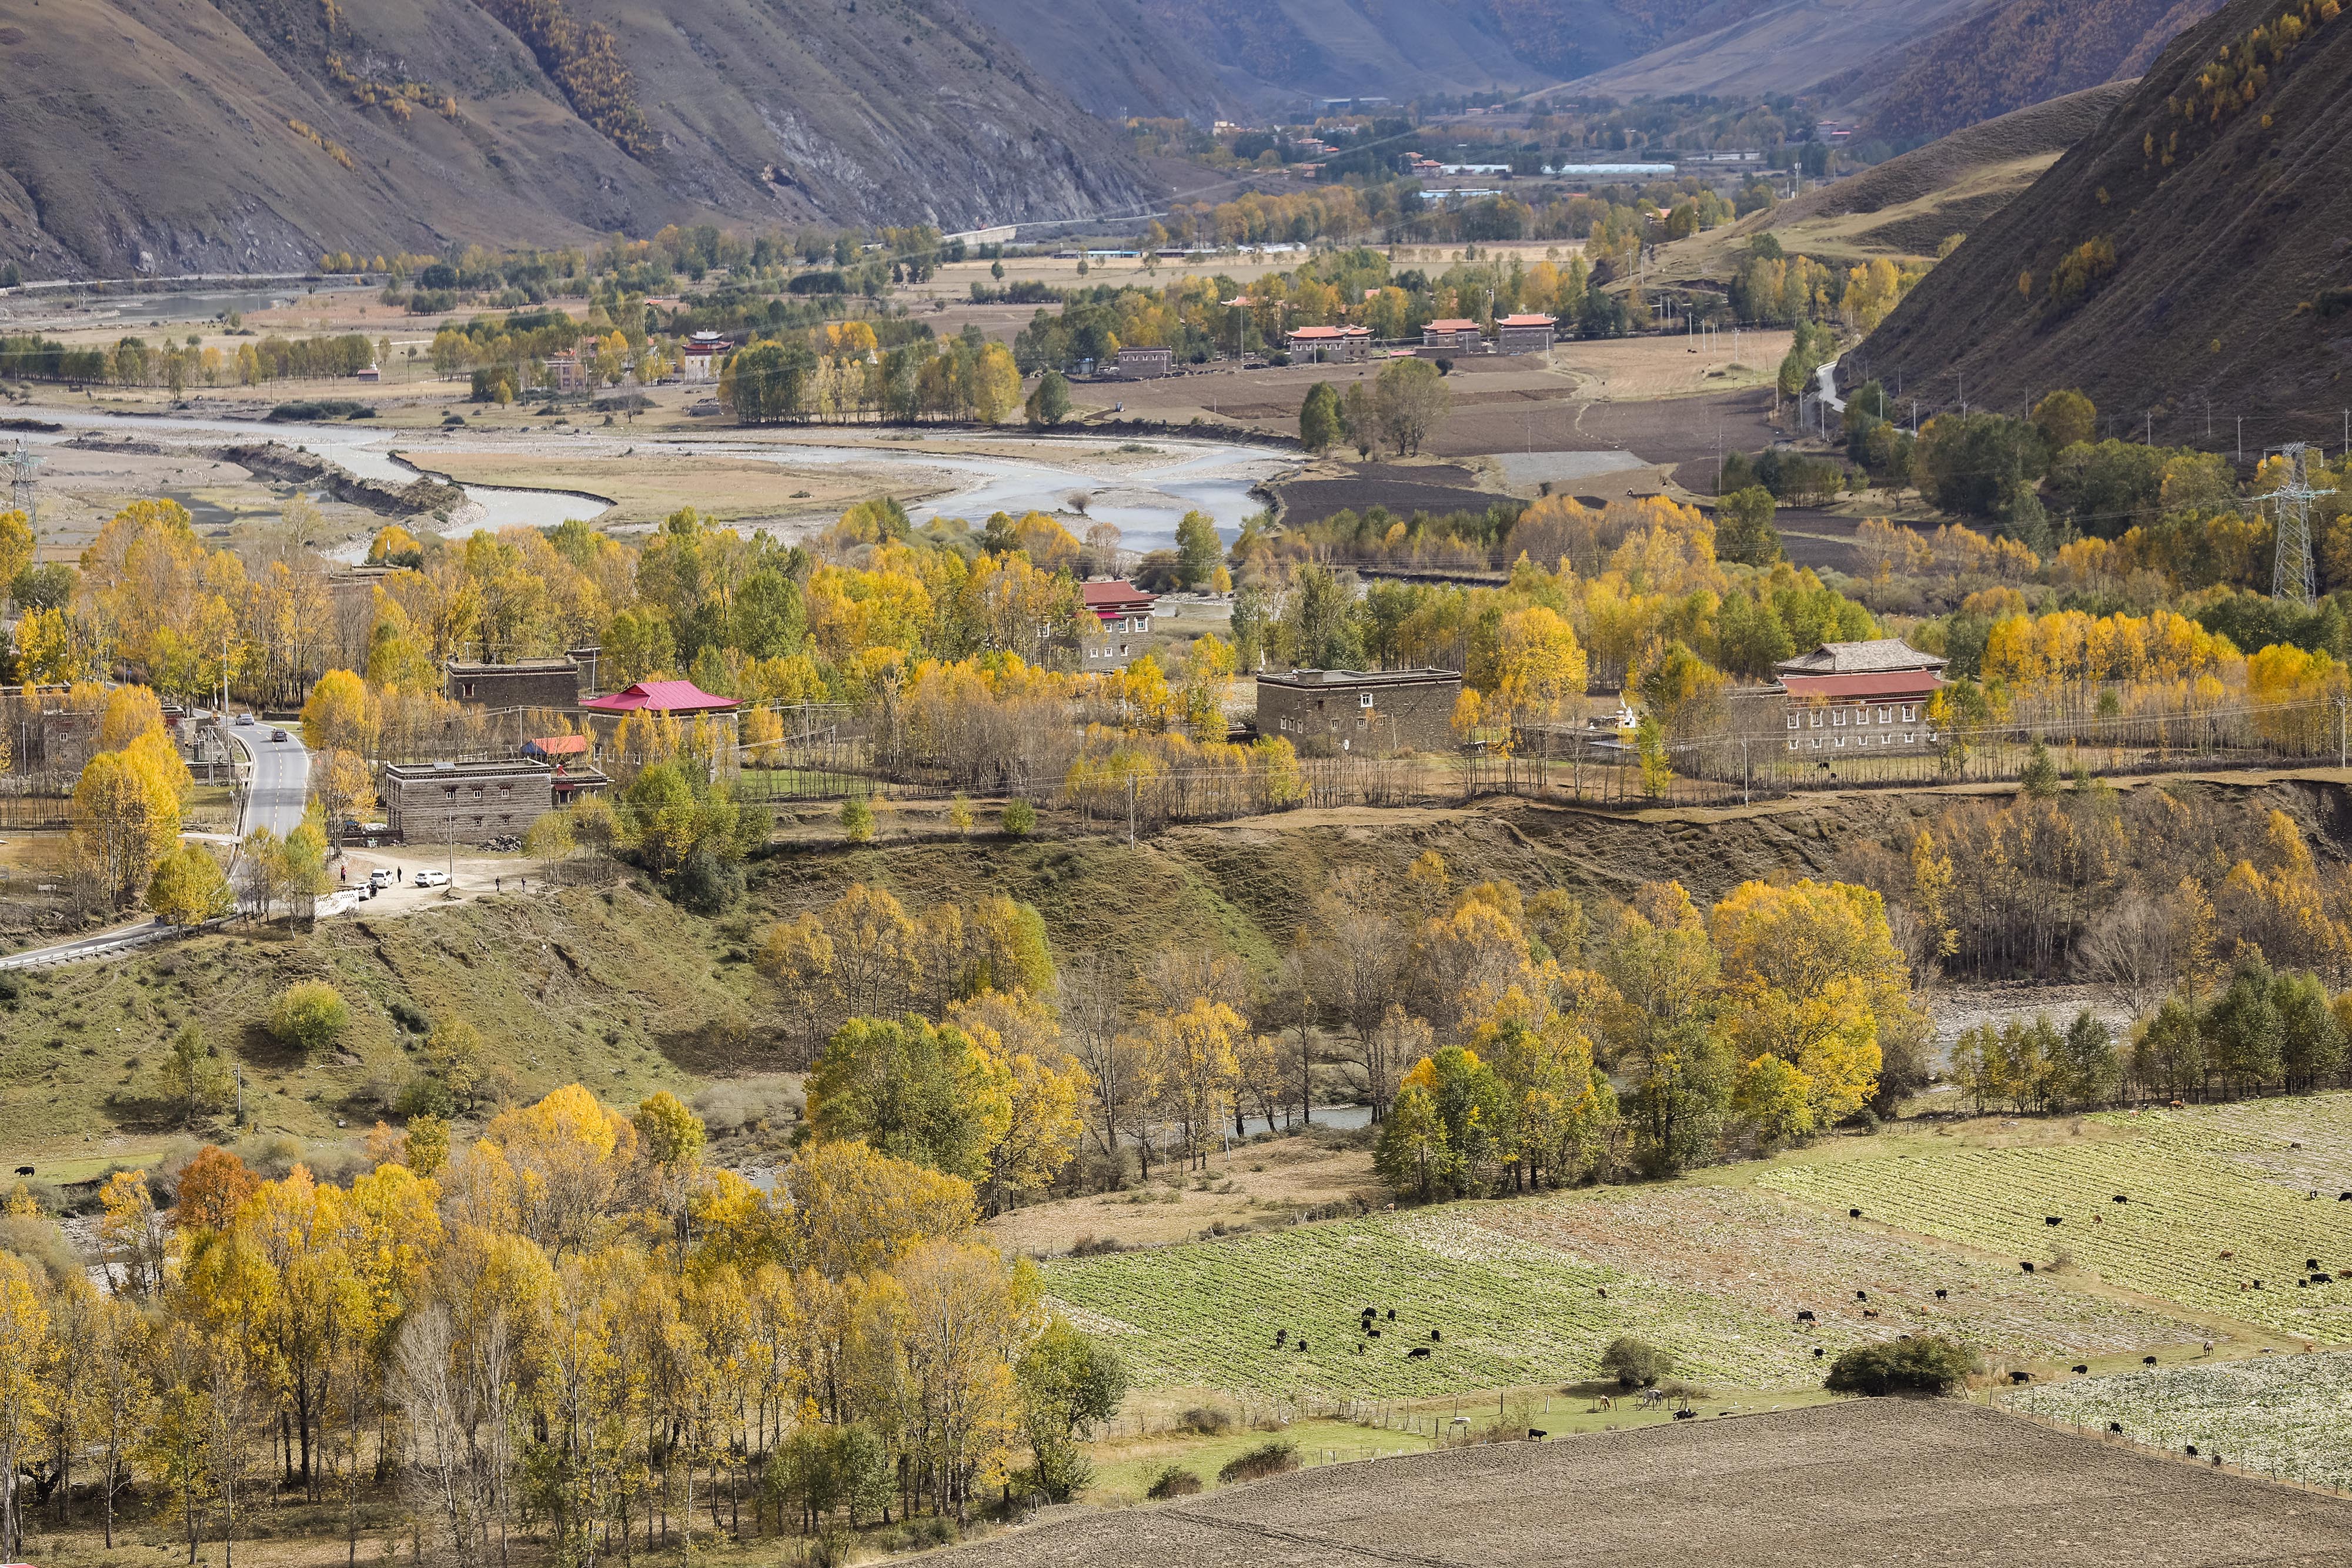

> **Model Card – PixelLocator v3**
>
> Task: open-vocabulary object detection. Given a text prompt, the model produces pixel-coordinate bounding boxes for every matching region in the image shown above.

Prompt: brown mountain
[1845,0,2229,142]
[0,0,1155,280]
[1856,0,2352,444]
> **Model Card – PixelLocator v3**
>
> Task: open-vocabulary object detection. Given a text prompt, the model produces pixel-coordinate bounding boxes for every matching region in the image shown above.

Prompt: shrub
[841,795,874,843]
[1824,1335,1980,1396]
[266,980,349,1054]
[1175,1406,1230,1436]
[388,998,431,1034]
[1217,1439,1300,1484]
[1599,1336,1674,1389]
[1001,798,1036,837]
[1145,1465,1201,1499]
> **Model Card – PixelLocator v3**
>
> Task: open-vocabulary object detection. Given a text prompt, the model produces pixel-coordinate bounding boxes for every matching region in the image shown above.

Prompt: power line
[2259,442,2335,605]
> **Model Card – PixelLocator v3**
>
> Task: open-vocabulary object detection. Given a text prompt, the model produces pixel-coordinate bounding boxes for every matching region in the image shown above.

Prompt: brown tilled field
[927,1400,2352,1566]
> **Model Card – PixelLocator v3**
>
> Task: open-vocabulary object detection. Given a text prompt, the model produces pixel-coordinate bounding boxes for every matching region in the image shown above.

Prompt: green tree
[1025,370,1071,428]
[1299,382,1343,453]
[806,1016,1010,1182]
[1372,1082,1455,1202]
[1630,1019,1731,1177]
[1015,1319,1128,1502]
[1714,486,1782,567]
[2203,959,2283,1094]
[2129,996,2205,1101]
[720,340,813,424]
[1372,357,1449,456]
[2019,738,2060,798]
[2050,1009,2122,1109]
[841,795,875,844]
[2031,389,2096,452]
[1174,511,1224,591]
[265,981,348,1055]
[632,1090,708,1169]
[1001,798,1036,837]
[2273,971,2345,1092]
[1340,382,1380,458]
[1598,1336,1673,1389]
[1825,1336,1977,1395]
[158,1024,234,1122]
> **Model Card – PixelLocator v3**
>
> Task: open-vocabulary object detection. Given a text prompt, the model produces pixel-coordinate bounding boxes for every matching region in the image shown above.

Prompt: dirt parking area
[933,1399,2352,1566]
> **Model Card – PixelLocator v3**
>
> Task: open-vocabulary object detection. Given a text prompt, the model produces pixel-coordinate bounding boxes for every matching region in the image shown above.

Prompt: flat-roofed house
[1256,667,1462,755]
[1108,345,1174,379]
[1287,325,1373,363]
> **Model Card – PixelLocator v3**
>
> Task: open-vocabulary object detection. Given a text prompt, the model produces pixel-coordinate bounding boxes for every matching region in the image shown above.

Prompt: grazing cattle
[1368,1329,1381,1338]
[1593,1395,1613,1410]
[10,1165,29,1176]
[2254,1279,2264,1289]
[1387,1309,1396,1320]
[1934,1289,1949,1300]
[1855,1290,1867,1301]
[1356,1343,1366,1355]
[1297,1339,1309,1352]
[1796,1310,1816,1323]
[1406,1346,1431,1359]
[1812,1348,1825,1359]
[2320,1273,2336,1284]
[2220,1250,2234,1260]
[1849,1208,1862,1218]
[2045,1216,2062,1226]
[1429,1329,1441,1342]
[2309,1259,2322,1271]
[2341,1192,2352,1201]
[2010,1371,2030,1384]
[1673,1409,1696,1421]
[2143,1355,2159,1365]
[1862,1308,1879,1320]
[2186,1445,2199,1456]
[1528,1429,1548,1440]
[2109,1422,2124,1433]
[2020,1261,2035,1273]
[1274,1329,1288,1347]
[2072,1364,2089,1374]
[1596,1288,1608,1299]
[2113,1195,2128,1203]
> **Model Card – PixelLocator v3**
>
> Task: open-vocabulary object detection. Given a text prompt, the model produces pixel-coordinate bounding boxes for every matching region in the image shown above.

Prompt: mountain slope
[1845,0,2229,141]
[1571,0,1989,98]
[1857,0,2352,443]
[0,0,1155,280]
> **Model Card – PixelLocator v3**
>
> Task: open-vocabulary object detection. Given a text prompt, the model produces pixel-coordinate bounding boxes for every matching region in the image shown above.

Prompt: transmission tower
[2262,442,2335,605]
[4,438,39,526]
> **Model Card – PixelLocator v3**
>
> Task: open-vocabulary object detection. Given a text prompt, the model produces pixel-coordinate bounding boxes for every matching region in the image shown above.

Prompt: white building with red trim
[1081,580,1158,664]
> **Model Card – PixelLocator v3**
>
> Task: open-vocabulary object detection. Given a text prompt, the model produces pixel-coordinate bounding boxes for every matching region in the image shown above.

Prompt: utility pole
[2237,416,2243,466]
[2144,410,2151,446]
[1125,771,1137,849]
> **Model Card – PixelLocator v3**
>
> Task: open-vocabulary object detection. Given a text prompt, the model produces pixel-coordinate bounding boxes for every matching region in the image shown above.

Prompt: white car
[414,869,450,888]
[368,868,395,889]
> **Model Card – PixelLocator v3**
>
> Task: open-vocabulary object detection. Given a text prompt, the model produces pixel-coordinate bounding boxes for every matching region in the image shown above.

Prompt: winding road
[0,716,308,970]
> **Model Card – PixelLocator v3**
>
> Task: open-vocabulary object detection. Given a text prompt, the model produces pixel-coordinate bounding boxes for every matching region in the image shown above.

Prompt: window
[1833,708,1847,726]
[1810,737,1821,750]
[1902,704,1917,722]
[1903,733,1914,744]
[1359,693,1374,708]
[1836,735,1846,747]
[1786,738,1799,751]
[1810,710,1822,728]
[1877,706,1893,723]
[1786,713,1799,730]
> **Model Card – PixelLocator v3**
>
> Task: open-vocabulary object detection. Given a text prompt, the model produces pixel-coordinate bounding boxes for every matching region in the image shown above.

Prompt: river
[22,409,1293,551]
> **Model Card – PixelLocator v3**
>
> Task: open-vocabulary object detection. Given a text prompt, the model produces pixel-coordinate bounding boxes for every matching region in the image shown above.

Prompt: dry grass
[414,450,944,527]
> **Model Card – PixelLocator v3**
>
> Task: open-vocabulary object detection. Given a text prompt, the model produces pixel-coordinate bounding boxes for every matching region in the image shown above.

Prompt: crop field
[1042,1183,2204,1398]
[2005,1352,2352,1489]
[1756,1095,2352,1341]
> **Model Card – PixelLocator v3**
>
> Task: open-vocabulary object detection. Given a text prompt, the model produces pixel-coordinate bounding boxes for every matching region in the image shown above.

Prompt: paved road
[0,717,309,969]
[221,720,311,840]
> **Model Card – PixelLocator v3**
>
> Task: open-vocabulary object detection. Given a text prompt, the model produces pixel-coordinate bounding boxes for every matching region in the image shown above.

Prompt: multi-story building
[1495,313,1557,355]
[1773,639,1946,756]
[1287,325,1373,363]
[1421,318,1484,352]
[382,760,562,844]
[445,658,583,710]
[1255,667,1462,755]
[1108,346,1174,379]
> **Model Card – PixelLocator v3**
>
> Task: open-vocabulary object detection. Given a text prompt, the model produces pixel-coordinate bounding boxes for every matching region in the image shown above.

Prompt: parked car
[368,868,396,889]
[414,868,450,887]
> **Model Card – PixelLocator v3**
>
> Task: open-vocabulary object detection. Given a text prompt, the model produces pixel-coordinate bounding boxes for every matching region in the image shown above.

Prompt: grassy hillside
[0,0,1153,279]
[1654,86,2129,284]
[1860,0,2352,440]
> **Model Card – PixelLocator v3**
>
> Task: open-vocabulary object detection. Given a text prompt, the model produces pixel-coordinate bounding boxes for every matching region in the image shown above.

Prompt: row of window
[1788,733,1928,750]
[1788,704,1919,730]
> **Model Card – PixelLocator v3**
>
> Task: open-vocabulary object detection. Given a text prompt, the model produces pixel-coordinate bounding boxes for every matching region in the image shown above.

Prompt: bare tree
[1061,954,1145,1183]
[1300,868,1405,1117]
[2076,893,2176,1016]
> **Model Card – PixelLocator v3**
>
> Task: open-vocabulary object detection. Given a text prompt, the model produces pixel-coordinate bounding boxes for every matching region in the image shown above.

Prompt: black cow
[2186,1445,2199,1457]
[1406,1346,1431,1359]
[1296,1339,1309,1352]
[1796,1310,1816,1323]
[1855,1290,1867,1301]
[1527,1429,1548,1440]
[1849,1208,1862,1218]
[1430,1329,1441,1342]
[1387,1308,1396,1320]
[1812,1348,1825,1359]
[2310,1258,2323,1271]
[2010,1370,2030,1383]
[2319,1273,2336,1284]
[10,1165,29,1177]
[1274,1329,1288,1347]
[2045,1216,2062,1226]
[2113,1195,2129,1203]
[1673,1409,1696,1420]
[2143,1355,2159,1365]
[2072,1364,2089,1374]
[2020,1261,2036,1273]
[2109,1421,2124,1433]
[1368,1328,1381,1338]
[1934,1289,1948,1299]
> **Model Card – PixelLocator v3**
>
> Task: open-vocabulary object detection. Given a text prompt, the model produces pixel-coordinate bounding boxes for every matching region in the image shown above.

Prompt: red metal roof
[526,734,590,755]
[1425,318,1481,332]
[1082,580,1156,611]
[580,680,739,714]
[1288,325,1369,339]
[1498,314,1555,327]
[1780,672,1942,699]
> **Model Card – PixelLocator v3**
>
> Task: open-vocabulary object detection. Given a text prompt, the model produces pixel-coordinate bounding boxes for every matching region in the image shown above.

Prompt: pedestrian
[521,877,528,893]
[496,876,502,893]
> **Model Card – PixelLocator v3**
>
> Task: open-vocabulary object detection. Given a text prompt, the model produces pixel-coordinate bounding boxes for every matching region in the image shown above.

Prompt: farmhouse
[1287,324,1373,363]
[1082,580,1158,663]
[1107,346,1174,379]
[446,657,583,710]
[1495,313,1556,354]
[1773,638,1946,755]
[382,760,560,844]
[579,680,739,717]
[1421,318,1484,352]
[680,331,732,382]
[1256,667,1462,755]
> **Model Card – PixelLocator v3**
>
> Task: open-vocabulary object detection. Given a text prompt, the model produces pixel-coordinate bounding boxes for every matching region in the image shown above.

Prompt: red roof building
[1495,313,1557,355]
[1287,323,1372,362]
[1773,640,1945,755]
[1082,580,1158,666]
[1422,317,1484,350]
[579,680,740,716]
